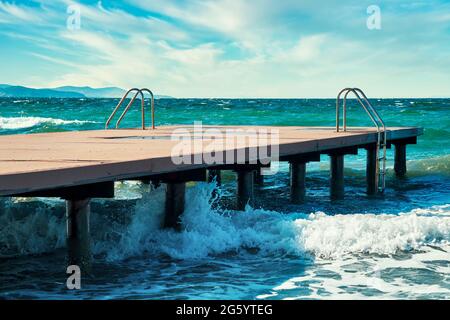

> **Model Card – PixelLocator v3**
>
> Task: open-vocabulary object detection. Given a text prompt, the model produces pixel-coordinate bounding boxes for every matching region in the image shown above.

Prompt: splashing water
[1,182,449,299]
[0,116,95,130]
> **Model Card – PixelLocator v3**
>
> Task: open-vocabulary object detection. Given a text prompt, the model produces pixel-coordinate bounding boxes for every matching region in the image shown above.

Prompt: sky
[0,0,449,98]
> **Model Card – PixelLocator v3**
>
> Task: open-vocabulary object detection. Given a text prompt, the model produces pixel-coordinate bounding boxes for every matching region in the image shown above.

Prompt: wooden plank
[0,126,422,196]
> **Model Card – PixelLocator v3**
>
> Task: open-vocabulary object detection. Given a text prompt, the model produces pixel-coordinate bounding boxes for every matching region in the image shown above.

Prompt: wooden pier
[0,125,422,270]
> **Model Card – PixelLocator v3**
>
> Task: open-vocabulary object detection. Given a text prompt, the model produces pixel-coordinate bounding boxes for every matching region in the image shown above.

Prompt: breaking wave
[1,183,449,261]
[0,116,95,130]
[407,155,450,177]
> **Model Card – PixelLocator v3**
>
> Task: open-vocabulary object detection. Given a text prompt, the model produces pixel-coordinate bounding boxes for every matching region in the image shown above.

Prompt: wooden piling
[330,155,344,200]
[290,161,306,204]
[254,169,264,186]
[366,144,378,195]
[163,182,185,229]
[394,143,407,178]
[237,170,254,210]
[66,198,91,272]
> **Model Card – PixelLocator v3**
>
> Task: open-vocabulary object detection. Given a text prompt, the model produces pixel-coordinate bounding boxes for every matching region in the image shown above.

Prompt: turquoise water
[0,98,449,299]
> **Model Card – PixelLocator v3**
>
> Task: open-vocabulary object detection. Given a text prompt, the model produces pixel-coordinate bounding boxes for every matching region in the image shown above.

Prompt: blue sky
[0,0,449,97]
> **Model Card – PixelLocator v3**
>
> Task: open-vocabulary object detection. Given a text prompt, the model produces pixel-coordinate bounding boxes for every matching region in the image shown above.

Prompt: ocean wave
[265,244,450,299]
[103,189,449,260]
[423,127,450,138]
[407,155,450,177]
[1,184,449,261]
[296,206,450,259]
[0,116,96,130]
[0,200,66,258]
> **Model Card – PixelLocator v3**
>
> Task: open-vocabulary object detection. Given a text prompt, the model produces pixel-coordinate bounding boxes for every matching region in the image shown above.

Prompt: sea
[0,97,449,299]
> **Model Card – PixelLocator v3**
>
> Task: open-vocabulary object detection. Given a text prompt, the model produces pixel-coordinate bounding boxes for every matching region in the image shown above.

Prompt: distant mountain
[154,94,173,99]
[0,85,173,98]
[0,85,84,98]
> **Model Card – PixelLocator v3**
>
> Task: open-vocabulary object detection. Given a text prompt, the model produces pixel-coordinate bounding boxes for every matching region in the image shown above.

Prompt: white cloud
[1,0,450,97]
[47,30,159,88]
[280,34,328,63]
[128,0,291,49]
[0,2,44,23]
[164,43,222,65]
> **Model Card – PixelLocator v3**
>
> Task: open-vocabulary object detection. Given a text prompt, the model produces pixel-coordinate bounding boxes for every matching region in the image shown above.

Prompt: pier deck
[0,126,421,196]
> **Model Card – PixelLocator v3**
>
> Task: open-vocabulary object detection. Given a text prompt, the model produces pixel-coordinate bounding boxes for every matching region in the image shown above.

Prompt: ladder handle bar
[116,90,144,129]
[336,88,354,132]
[350,90,383,165]
[346,89,384,190]
[352,89,388,190]
[337,88,384,132]
[353,88,386,130]
[352,88,387,153]
[344,89,380,131]
[140,88,155,129]
[353,88,388,191]
[337,87,363,131]
[105,88,141,129]
[141,93,145,130]
[336,87,387,192]
[343,89,380,132]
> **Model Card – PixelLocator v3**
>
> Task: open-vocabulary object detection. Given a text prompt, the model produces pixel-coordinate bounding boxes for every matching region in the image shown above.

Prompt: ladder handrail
[336,87,387,192]
[340,89,387,162]
[353,88,387,191]
[105,88,156,130]
[353,88,386,131]
[116,90,145,129]
[140,88,155,130]
[105,88,141,129]
[342,89,379,131]
[336,87,352,132]
[337,88,382,132]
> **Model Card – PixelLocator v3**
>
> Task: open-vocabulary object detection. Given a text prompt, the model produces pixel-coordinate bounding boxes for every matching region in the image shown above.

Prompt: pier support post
[20,182,115,273]
[164,182,186,230]
[66,198,91,273]
[366,144,378,195]
[281,152,321,203]
[330,155,344,200]
[290,161,306,204]
[208,169,221,185]
[394,143,407,178]
[156,169,206,230]
[236,170,254,210]
[254,169,264,186]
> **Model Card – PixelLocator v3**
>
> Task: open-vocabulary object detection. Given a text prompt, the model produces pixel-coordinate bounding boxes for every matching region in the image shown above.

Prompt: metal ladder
[105,88,155,130]
[336,88,387,193]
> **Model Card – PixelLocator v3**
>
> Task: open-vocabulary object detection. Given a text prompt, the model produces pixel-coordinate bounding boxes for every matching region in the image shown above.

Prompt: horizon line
[1,96,449,99]
[2,84,449,99]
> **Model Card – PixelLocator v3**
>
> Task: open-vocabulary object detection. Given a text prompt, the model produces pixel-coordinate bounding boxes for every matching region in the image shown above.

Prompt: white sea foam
[264,246,450,299]
[0,200,66,257]
[0,116,95,130]
[1,184,449,263]
[295,208,450,259]
[263,245,450,299]
[94,183,450,261]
